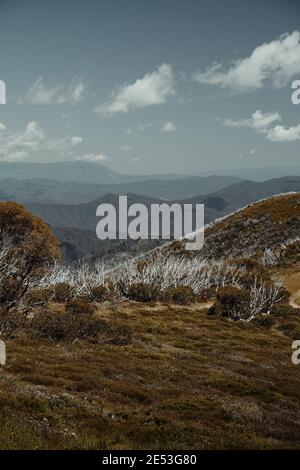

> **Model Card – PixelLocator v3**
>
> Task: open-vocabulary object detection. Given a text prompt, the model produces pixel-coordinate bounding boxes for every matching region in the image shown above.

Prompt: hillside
[203,193,300,259]
[166,192,300,266]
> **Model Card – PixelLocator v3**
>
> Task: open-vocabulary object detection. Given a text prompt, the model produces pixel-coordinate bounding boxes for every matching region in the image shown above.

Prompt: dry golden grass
[0,299,300,450]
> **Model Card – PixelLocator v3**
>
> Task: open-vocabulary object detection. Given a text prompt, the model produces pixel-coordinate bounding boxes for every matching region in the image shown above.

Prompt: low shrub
[252,314,276,328]
[90,285,111,302]
[277,322,300,339]
[30,308,132,344]
[270,303,300,318]
[65,300,97,317]
[23,288,52,308]
[163,285,195,304]
[196,288,216,302]
[51,282,74,302]
[228,257,266,273]
[125,283,160,302]
[0,308,28,338]
[0,278,24,307]
[208,287,251,320]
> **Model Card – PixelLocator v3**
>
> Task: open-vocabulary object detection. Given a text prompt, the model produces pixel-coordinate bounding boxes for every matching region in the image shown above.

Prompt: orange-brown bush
[0,202,60,308]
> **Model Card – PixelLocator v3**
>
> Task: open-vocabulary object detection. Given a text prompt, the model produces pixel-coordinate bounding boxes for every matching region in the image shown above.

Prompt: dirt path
[279,268,300,309]
[290,290,300,309]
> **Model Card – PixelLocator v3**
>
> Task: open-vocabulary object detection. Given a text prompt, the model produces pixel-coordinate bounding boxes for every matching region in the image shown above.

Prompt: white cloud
[194,31,300,91]
[18,77,88,105]
[95,64,175,116]
[118,144,131,152]
[250,149,256,155]
[126,123,154,134]
[161,121,177,132]
[0,121,82,160]
[77,153,108,162]
[0,123,6,131]
[266,124,300,142]
[222,110,281,132]
[71,136,83,146]
[221,109,300,142]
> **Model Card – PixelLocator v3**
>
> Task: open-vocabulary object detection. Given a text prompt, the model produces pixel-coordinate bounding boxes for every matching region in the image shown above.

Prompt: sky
[0,0,300,175]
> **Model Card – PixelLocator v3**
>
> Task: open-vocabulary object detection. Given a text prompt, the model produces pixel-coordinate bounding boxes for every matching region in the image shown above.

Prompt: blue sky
[0,0,300,174]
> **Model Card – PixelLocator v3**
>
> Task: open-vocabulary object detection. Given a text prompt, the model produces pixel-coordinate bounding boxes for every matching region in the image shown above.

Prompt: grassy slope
[1,300,300,450]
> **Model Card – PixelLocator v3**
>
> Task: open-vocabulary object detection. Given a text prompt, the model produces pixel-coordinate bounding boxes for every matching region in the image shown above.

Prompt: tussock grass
[0,300,299,449]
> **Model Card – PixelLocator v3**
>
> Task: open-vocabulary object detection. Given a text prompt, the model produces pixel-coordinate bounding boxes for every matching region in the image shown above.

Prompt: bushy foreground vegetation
[0,200,295,325]
[36,253,286,321]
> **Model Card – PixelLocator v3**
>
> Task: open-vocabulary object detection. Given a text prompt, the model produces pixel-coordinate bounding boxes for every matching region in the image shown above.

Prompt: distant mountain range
[0,174,241,204]
[0,161,185,185]
[197,166,300,182]
[1,160,300,185]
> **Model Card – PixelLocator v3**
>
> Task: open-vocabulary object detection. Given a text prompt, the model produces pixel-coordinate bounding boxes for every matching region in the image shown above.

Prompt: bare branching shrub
[209,277,285,321]
[261,238,300,266]
[39,251,287,321]
[111,253,245,299]
[0,202,60,308]
[248,278,285,320]
[40,253,246,302]
[40,261,116,300]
